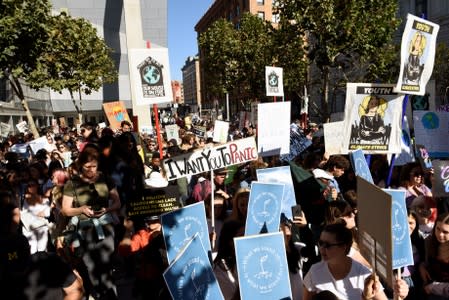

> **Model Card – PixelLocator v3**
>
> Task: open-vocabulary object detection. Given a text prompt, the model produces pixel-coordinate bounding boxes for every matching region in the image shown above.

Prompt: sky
[168,0,214,81]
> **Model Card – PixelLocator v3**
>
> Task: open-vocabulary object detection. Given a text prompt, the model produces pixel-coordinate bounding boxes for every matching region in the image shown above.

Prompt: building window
[257,12,265,20]
[257,0,264,5]
[272,13,280,23]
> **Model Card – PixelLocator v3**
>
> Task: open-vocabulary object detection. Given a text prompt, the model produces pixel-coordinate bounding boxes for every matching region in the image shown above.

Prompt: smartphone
[291,204,302,219]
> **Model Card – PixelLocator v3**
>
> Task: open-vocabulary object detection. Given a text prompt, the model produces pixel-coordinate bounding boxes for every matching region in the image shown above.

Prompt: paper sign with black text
[342,83,403,154]
[265,66,284,97]
[395,14,439,96]
[163,137,257,180]
[128,48,173,105]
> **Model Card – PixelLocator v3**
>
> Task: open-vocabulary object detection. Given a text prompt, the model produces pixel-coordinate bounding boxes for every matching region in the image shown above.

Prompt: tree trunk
[321,66,330,123]
[69,90,83,125]
[9,75,40,138]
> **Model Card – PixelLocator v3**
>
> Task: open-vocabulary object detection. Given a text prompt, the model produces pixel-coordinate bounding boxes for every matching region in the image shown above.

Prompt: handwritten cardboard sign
[102,101,131,130]
[163,137,258,180]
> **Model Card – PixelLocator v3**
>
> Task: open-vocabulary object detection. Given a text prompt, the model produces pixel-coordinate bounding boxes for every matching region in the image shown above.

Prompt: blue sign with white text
[350,149,374,184]
[245,182,285,235]
[163,234,224,300]
[382,189,414,269]
[161,202,211,264]
[256,166,296,219]
[234,232,292,300]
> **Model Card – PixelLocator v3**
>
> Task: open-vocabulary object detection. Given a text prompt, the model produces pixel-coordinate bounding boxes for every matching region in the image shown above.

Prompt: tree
[237,13,275,100]
[275,0,400,121]
[29,13,118,124]
[199,18,240,99]
[432,43,449,104]
[0,0,52,138]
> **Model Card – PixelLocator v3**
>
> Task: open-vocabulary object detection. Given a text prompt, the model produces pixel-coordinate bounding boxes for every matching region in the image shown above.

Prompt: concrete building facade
[0,0,167,134]
[181,56,201,113]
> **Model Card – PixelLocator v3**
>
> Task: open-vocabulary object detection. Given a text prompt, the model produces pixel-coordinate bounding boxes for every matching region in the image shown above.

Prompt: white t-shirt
[303,259,372,300]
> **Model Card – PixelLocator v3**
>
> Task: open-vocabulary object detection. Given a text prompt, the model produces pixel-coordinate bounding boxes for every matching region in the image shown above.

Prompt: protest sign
[165,124,180,145]
[245,182,284,235]
[258,102,290,156]
[127,185,180,218]
[102,101,131,130]
[0,122,11,137]
[431,160,449,197]
[342,83,403,154]
[323,121,344,155]
[415,144,433,170]
[382,189,414,269]
[162,137,257,180]
[161,202,211,264]
[16,121,28,133]
[213,120,229,144]
[234,232,292,300]
[128,48,173,105]
[349,149,374,184]
[413,111,449,158]
[265,66,284,97]
[28,136,50,155]
[357,176,393,286]
[395,14,439,96]
[392,116,415,166]
[164,234,224,300]
[256,166,296,219]
[279,123,312,163]
[192,124,207,138]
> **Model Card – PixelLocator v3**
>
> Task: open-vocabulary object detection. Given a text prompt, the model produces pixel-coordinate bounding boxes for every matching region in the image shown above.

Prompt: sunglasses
[318,240,345,249]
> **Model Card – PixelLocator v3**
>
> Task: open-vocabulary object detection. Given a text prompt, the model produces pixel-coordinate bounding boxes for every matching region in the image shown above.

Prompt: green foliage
[0,0,51,79]
[29,13,118,96]
[433,43,449,96]
[274,0,400,120]
[199,13,275,100]
[199,18,240,95]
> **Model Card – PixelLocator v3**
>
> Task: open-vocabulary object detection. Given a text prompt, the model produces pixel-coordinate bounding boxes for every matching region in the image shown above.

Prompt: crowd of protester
[0,115,448,300]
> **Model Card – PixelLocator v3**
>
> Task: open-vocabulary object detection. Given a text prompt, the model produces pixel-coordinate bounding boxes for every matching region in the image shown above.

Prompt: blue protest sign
[161,202,211,264]
[234,232,292,300]
[245,182,285,235]
[350,149,374,184]
[256,166,296,219]
[163,234,224,300]
[382,189,414,269]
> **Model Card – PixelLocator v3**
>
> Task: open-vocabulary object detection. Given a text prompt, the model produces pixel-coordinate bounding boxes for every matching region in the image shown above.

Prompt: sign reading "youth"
[163,137,258,180]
